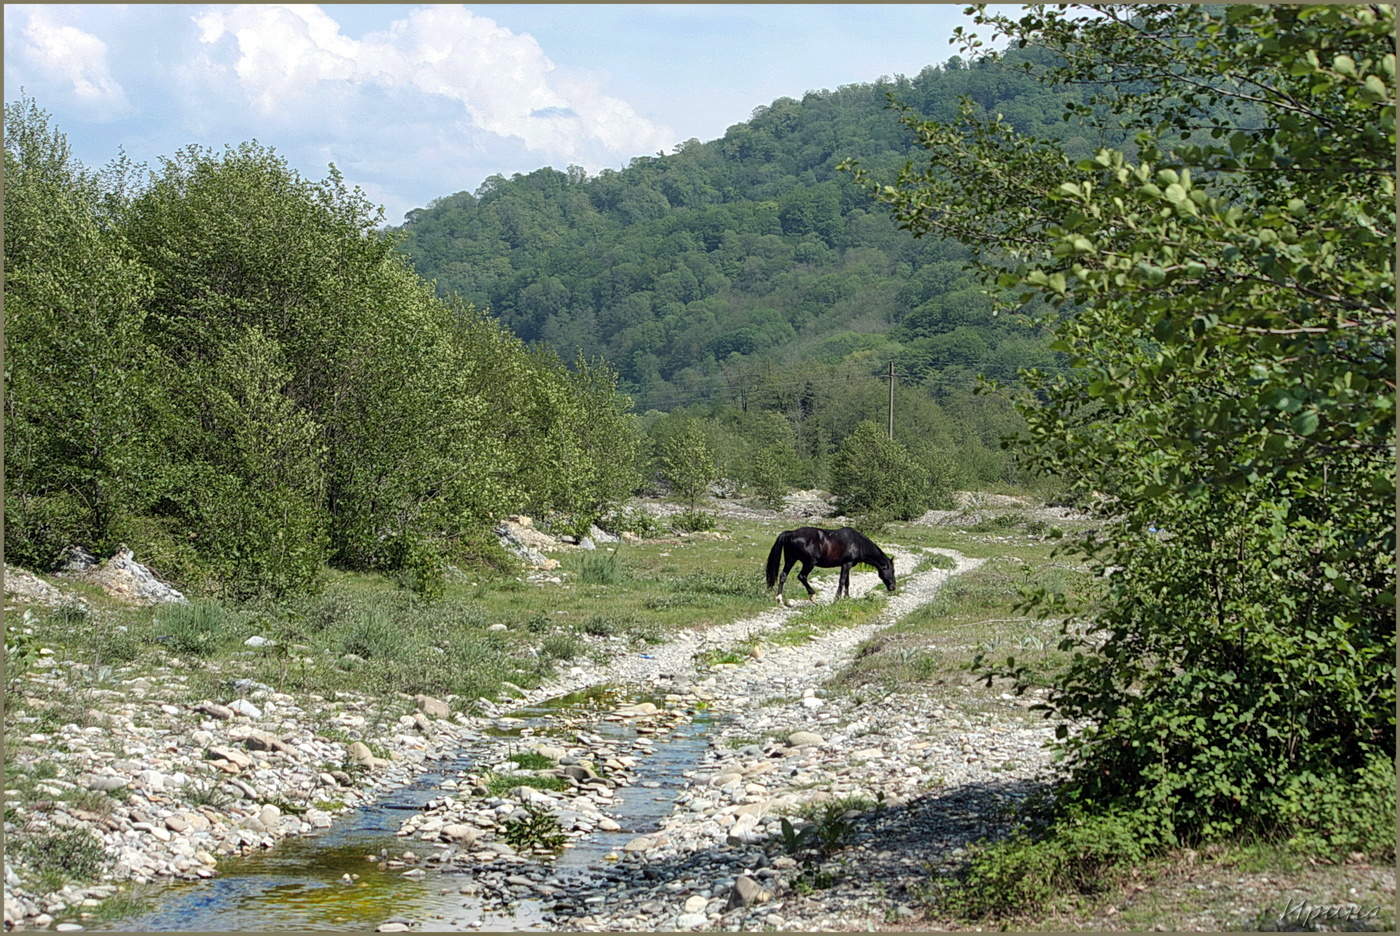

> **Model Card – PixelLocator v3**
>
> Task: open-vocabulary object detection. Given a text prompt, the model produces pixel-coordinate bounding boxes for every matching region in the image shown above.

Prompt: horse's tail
[765,533,788,589]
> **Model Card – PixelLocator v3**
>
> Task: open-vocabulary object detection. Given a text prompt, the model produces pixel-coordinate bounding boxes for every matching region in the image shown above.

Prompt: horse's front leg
[776,556,797,607]
[837,563,851,599]
[797,561,818,600]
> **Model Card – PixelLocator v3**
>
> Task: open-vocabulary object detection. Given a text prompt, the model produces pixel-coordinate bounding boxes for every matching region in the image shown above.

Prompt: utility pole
[887,360,895,440]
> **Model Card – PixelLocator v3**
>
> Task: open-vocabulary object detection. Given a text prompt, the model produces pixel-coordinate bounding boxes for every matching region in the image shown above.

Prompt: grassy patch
[483,772,567,796]
[13,826,111,889]
[830,555,1090,696]
[508,751,556,770]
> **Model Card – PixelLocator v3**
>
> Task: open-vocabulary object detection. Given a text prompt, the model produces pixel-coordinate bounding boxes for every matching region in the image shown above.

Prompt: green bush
[831,421,942,522]
[574,548,625,585]
[670,509,717,533]
[941,806,1168,920]
[501,801,567,852]
[15,826,111,885]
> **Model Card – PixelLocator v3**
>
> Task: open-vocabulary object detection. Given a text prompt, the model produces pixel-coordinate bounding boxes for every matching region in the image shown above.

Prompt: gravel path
[450,547,1062,932]
[5,543,1062,932]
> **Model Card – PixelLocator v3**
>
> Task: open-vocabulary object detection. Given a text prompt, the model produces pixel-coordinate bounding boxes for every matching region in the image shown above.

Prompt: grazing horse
[764,526,895,606]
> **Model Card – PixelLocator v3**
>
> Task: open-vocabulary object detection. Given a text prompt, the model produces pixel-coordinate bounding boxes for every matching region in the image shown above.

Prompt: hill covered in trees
[395,48,1121,413]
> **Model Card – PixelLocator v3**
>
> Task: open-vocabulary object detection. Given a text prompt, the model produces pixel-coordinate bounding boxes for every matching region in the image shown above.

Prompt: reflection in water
[102,692,716,932]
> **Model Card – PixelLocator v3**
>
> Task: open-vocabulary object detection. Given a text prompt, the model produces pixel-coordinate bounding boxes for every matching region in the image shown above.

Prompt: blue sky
[5,4,1011,224]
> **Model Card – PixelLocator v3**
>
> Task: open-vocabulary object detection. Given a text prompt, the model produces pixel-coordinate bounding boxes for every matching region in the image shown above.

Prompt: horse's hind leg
[797,560,818,600]
[776,555,797,607]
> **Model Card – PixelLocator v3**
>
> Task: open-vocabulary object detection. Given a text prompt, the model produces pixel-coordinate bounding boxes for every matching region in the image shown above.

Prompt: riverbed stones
[228,699,262,719]
[194,701,234,720]
[415,695,450,719]
[727,875,770,909]
[206,746,253,770]
[785,730,824,747]
[238,729,292,754]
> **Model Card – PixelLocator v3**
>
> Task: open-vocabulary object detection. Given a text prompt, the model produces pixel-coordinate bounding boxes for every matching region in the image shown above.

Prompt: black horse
[764,526,896,605]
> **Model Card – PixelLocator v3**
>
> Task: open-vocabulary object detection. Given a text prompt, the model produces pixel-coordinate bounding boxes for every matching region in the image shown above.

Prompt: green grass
[12,826,111,888]
[829,552,1092,697]
[508,751,556,770]
[5,520,791,715]
[768,590,887,647]
[81,889,155,926]
[484,772,568,796]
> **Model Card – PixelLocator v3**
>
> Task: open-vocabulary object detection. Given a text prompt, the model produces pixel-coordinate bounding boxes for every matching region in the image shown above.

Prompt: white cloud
[16,7,130,115]
[190,4,674,166]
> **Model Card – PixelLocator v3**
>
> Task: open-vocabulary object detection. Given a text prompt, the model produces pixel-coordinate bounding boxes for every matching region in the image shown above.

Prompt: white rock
[228,699,262,719]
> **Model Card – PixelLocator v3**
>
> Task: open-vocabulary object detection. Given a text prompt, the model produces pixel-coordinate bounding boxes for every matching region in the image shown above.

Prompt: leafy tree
[4,110,644,597]
[658,419,718,509]
[849,2,1394,857]
[3,99,155,568]
[830,421,936,522]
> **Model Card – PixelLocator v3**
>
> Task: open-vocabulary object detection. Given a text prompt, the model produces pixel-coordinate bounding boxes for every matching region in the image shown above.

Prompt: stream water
[102,692,717,932]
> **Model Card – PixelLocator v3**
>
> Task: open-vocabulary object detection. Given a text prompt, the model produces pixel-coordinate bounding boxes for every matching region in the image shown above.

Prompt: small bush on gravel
[501,801,567,852]
[16,826,111,886]
[508,751,555,770]
[670,509,717,533]
[540,634,582,662]
[938,805,1166,920]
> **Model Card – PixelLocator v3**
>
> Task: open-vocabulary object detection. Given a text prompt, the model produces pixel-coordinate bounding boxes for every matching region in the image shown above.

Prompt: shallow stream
[102,692,717,931]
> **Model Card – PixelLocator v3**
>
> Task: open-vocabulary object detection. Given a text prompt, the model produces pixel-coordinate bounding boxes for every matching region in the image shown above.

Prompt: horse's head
[878,559,896,592]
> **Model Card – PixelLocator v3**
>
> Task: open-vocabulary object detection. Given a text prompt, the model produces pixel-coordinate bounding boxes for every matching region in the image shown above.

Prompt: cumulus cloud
[190,4,675,166]
[14,7,130,115]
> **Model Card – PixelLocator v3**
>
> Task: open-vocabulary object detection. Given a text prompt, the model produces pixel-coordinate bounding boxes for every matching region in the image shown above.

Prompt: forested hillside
[396,48,1119,411]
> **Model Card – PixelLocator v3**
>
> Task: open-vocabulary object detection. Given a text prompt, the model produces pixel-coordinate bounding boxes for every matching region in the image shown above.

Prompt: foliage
[395,54,1102,407]
[939,805,1168,920]
[3,99,155,569]
[3,100,643,596]
[657,419,718,509]
[14,826,111,886]
[500,800,568,852]
[670,509,718,533]
[508,751,556,770]
[830,421,951,522]
[4,617,39,694]
[149,600,243,658]
[850,0,1395,888]
[573,547,626,585]
[484,772,568,797]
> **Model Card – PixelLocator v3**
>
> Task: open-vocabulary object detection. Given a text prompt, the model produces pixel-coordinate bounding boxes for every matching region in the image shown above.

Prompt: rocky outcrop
[58,546,186,605]
[3,566,80,609]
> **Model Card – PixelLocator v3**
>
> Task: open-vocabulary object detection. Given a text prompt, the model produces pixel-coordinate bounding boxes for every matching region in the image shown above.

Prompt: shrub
[501,801,567,852]
[485,772,567,797]
[940,806,1168,921]
[658,419,717,509]
[670,509,717,533]
[508,751,555,770]
[15,826,111,885]
[830,421,939,522]
[575,547,625,585]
